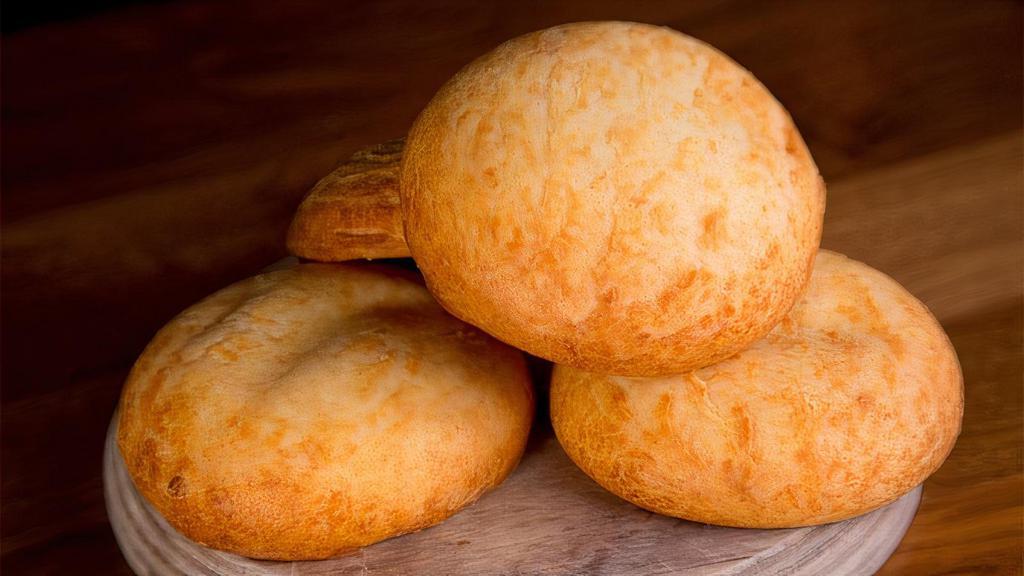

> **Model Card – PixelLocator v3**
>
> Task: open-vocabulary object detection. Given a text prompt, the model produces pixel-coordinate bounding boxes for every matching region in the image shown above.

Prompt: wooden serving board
[103,414,921,575]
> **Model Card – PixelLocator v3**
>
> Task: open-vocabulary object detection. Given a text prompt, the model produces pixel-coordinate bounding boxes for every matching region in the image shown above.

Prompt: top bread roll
[402,21,825,376]
[117,263,533,560]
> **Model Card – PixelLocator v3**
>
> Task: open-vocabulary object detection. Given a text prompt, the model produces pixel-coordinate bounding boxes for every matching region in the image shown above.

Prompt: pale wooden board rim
[103,414,921,575]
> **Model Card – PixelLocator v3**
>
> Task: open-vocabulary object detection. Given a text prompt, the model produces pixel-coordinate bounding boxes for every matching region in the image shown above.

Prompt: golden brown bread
[117,263,533,560]
[287,139,410,261]
[401,22,825,376]
[550,250,963,527]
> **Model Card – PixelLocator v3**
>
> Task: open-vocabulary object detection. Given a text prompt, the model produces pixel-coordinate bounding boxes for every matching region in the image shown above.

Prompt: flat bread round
[551,250,962,527]
[401,21,825,376]
[117,263,534,560]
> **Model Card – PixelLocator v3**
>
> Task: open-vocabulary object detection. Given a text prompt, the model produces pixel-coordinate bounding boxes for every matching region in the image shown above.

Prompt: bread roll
[551,250,962,527]
[117,263,533,560]
[287,139,410,261]
[401,21,825,376]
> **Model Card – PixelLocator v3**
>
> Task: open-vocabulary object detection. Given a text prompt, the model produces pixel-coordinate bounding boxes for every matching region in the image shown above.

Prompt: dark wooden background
[2,1,1021,574]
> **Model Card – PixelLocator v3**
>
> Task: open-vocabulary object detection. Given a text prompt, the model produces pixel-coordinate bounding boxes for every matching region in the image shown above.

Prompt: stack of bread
[117,21,963,561]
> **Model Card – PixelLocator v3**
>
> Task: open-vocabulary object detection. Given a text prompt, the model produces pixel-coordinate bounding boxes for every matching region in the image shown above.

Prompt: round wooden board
[104,415,920,575]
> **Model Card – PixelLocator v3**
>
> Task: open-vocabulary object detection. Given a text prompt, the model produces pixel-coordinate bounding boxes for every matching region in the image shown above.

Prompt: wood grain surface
[103,413,922,576]
[2,1,1021,574]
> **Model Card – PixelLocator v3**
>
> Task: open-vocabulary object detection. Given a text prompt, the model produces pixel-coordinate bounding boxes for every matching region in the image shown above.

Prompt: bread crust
[401,22,825,376]
[551,250,963,527]
[287,139,410,261]
[117,263,533,560]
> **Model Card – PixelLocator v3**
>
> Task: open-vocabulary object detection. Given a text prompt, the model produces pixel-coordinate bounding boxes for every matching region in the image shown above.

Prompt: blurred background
[2,1,1021,574]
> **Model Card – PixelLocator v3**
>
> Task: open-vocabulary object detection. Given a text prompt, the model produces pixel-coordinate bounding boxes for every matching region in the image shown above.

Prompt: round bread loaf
[117,263,534,560]
[550,250,962,527]
[401,21,825,376]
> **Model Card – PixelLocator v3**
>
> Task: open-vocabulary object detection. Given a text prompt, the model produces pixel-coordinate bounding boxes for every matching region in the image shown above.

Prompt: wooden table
[2,1,1021,573]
